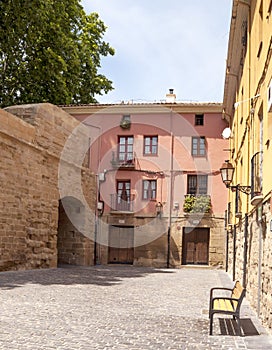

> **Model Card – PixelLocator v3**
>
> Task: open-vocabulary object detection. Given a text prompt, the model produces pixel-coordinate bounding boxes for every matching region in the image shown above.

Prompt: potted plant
[183,194,211,214]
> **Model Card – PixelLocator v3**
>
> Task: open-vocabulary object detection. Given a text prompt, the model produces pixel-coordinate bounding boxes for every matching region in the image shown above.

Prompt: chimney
[166,88,176,103]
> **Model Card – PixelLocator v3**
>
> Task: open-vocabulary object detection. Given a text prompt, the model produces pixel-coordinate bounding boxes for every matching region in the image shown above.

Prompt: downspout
[236,0,251,288]
[225,209,229,272]
[257,211,263,316]
[245,0,251,291]
[167,108,174,268]
[226,229,229,272]
[242,214,248,288]
[233,225,237,281]
[245,0,251,293]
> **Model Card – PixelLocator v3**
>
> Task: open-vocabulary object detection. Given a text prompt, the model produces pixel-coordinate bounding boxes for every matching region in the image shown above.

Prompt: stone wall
[96,213,225,268]
[0,104,96,271]
[227,195,272,330]
[174,215,226,267]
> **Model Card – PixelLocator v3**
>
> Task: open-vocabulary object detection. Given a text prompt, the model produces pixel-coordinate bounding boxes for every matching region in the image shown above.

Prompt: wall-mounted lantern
[220,160,251,195]
[155,201,163,218]
[120,115,131,129]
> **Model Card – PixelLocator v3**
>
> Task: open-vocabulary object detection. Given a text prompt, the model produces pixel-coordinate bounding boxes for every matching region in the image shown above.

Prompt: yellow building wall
[228,0,272,221]
[224,0,272,330]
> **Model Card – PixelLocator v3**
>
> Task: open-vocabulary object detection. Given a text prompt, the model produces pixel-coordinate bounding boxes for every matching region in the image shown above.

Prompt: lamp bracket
[229,185,251,195]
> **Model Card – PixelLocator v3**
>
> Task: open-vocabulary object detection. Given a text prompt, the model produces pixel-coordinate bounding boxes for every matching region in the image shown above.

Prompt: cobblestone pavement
[0,265,272,350]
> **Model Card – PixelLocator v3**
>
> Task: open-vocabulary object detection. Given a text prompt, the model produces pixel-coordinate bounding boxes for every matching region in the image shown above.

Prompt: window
[259,0,263,19]
[144,136,158,155]
[195,114,204,126]
[257,41,263,58]
[187,175,208,195]
[251,151,263,199]
[269,0,272,14]
[192,137,206,156]
[143,180,157,200]
[118,136,134,162]
[116,180,131,211]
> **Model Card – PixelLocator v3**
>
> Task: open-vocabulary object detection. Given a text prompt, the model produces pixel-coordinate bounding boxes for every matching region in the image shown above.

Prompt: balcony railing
[251,151,263,202]
[110,193,135,212]
[111,152,139,170]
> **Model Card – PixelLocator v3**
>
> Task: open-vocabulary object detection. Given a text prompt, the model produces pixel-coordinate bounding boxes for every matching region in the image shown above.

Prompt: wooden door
[182,228,209,265]
[108,226,134,264]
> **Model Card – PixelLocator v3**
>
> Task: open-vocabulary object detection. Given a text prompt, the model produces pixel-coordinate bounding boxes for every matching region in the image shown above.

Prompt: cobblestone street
[0,265,272,349]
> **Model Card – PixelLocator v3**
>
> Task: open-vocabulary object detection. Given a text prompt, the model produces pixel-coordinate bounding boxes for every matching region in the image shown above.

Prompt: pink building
[63,95,228,267]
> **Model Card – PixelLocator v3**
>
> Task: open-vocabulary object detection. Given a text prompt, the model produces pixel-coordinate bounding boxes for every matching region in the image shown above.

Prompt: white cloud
[81,0,232,103]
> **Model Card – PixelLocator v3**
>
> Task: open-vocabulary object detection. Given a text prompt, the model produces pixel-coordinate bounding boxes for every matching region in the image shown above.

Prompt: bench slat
[214,298,235,312]
[232,281,244,299]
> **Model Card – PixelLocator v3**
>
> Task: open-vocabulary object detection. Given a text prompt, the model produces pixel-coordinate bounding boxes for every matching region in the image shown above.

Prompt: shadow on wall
[57,196,87,266]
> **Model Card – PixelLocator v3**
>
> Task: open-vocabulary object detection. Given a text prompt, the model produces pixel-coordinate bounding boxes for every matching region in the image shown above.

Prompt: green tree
[0,0,114,107]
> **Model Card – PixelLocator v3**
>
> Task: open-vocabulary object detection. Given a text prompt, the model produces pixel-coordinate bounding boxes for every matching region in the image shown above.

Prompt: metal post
[257,212,263,316]
[233,225,236,281]
[224,209,228,272]
[243,214,248,288]
[226,230,229,272]
[167,110,174,268]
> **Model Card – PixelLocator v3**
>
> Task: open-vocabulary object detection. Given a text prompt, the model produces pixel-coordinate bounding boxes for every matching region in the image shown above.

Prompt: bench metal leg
[236,317,243,336]
[209,313,214,335]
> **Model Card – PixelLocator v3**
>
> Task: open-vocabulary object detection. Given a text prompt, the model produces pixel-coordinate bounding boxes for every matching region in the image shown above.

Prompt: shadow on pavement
[219,317,260,336]
[0,264,175,290]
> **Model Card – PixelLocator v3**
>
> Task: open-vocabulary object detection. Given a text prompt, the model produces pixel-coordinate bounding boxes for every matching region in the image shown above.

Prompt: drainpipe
[225,209,229,272]
[226,229,229,272]
[233,225,236,281]
[257,210,263,316]
[243,214,248,288]
[167,108,174,268]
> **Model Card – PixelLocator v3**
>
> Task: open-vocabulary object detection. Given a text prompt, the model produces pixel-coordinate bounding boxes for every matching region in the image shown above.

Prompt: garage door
[108,226,134,264]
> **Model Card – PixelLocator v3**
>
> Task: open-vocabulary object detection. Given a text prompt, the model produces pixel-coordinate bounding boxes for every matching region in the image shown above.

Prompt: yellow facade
[223,0,272,329]
[224,0,272,217]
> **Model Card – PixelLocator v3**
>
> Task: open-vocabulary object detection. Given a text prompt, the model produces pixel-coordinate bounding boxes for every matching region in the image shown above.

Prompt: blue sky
[81,0,232,104]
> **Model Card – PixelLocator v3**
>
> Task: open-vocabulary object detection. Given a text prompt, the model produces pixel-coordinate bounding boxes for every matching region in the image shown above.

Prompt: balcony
[251,151,263,206]
[183,194,212,214]
[110,193,135,212]
[111,152,138,170]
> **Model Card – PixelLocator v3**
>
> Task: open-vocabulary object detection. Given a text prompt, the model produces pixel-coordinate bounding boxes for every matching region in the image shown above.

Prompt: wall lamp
[234,94,260,110]
[220,160,251,195]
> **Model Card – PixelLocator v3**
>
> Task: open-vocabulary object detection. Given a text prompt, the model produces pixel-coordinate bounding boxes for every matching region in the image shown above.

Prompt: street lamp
[220,160,251,195]
[220,160,235,187]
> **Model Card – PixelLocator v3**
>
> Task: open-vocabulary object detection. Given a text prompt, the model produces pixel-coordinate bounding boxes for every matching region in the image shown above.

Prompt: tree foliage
[0,0,114,107]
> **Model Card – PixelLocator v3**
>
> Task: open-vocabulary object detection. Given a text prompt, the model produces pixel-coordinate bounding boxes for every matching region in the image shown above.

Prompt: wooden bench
[209,280,246,336]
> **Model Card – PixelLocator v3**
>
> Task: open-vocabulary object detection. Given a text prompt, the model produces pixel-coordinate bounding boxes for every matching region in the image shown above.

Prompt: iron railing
[110,193,135,212]
[111,151,138,169]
